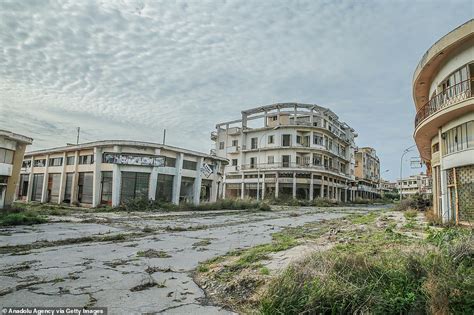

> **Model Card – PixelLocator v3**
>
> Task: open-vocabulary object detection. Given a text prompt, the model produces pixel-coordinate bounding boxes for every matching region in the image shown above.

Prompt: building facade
[397,173,433,197]
[379,179,398,196]
[212,103,358,202]
[17,140,226,207]
[0,130,33,209]
[413,20,474,224]
[354,147,381,199]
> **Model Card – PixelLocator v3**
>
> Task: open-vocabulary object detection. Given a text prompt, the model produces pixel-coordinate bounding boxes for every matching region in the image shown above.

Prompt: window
[232,139,238,147]
[268,135,274,144]
[156,174,174,202]
[313,133,323,146]
[251,137,258,149]
[442,120,473,155]
[282,155,290,167]
[165,157,176,167]
[22,160,31,168]
[18,174,29,198]
[47,173,61,203]
[0,149,14,164]
[232,159,238,166]
[78,155,94,165]
[282,134,291,147]
[78,172,94,203]
[66,156,75,165]
[270,116,278,121]
[120,172,150,203]
[63,173,74,203]
[101,172,113,204]
[183,160,197,170]
[313,154,322,166]
[34,159,46,167]
[31,174,44,201]
[432,143,439,153]
[250,157,256,168]
[268,156,274,164]
[49,157,63,167]
[219,142,224,150]
[296,135,302,144]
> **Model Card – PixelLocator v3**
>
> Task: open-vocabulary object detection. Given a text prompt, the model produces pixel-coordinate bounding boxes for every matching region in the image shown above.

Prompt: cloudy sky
[0,0,472,181]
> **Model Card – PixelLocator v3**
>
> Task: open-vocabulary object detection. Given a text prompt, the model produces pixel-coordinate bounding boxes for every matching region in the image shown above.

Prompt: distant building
[354,147,380,199]
[397,173,432,197]
[0,130,33,209]
[379,179,398,196]
[412,20,473,224]
[18,140,226,207]
[211,103,359,202]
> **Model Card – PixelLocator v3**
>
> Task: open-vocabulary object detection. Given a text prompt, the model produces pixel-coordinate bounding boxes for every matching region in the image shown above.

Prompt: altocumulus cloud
[0,0,472,180]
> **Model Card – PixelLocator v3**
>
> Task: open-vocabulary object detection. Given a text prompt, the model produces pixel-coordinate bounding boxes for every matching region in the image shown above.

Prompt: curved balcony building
[412,19,474,224]
[212,103,358,202]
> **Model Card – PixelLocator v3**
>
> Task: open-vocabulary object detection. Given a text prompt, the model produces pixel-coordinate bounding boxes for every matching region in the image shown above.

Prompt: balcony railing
[240,162,346,174]
[415,79,472,128]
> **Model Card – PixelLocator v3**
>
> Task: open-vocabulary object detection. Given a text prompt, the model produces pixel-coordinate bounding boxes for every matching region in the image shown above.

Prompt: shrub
[0,209,47,226]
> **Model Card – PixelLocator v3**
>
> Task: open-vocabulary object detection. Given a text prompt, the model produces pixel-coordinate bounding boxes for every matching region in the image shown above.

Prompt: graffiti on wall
[103,153,165,167]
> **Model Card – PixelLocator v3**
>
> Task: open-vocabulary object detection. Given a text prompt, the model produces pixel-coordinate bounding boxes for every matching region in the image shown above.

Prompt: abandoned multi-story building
[211,103,358,202]
[0,130,33,209]
[412,19,474,224]
[17,140,226,207]
[354,147,381,200]
[397,173,432,197]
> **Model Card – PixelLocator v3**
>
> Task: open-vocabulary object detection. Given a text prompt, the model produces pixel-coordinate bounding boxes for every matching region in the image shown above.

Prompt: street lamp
[257,126,280,201]
[399,144,417,201]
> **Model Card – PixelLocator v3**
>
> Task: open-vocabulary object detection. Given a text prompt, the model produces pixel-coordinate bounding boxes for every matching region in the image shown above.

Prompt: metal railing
[415,79,472,128]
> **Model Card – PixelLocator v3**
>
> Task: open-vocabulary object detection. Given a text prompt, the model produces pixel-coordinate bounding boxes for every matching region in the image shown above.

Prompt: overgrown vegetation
[395,193,433,212]
[107,198,271,212]
[260,227,473,315]
[0,208,47,226]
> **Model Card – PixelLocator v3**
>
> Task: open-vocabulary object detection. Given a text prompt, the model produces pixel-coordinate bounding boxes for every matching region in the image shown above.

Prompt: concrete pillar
[292,172,296,199]
[309,174,314,200]
[92,147,102,207]
[40,155,50,203]
[440,169,449,223]
[261,172,266,200]
[149,166,159,201]
[210,161,218,202]
[222,182,227,199]
[111,165,121,207]
[193,157,203,205]
[26,156,34,202]
[172,153,183,205]
[58,152,67,204]
[275,172,279,199]
[70,151,80,205]
[240,173,245,199]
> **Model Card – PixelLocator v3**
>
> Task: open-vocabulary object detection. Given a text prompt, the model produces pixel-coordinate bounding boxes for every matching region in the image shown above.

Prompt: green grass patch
[0,209,47,226]
[348,212,378,225]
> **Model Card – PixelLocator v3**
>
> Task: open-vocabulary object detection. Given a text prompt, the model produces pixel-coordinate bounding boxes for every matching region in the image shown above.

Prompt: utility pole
[399,144,416,201]
[76,127,80,144]
[163,129,166,145]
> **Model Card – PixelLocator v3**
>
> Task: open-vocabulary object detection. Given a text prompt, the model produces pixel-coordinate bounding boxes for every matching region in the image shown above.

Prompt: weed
[260,266,270,275]
[137,249,171,258]
[0,209,47,226]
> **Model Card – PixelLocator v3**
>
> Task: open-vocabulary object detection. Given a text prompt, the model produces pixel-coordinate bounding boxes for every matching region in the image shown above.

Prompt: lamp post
[399,145,416,201]
[257,126,279,201]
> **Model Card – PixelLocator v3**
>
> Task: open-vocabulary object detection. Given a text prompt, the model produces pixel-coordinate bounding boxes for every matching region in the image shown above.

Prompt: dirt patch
[130,279,166,292]
[137,249,171,258]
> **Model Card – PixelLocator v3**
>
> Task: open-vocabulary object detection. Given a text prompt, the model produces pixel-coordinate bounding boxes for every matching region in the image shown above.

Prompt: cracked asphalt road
[0,206,381,314]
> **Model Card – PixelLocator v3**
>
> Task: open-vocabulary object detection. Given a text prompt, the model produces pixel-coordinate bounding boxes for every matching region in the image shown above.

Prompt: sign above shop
[103,153,165,167]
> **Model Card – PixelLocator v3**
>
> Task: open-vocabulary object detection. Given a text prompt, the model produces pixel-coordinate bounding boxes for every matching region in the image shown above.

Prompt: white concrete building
[413,19,474,224]
[17,140,226,207]
[397,173,432,197]
[212,103,358,202]
[0,130,33,209]
[354,147,381,199]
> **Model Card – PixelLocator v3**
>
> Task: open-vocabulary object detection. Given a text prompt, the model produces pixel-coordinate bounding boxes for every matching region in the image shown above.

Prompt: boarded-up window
[101,172,113,204]
[32,174,44,201]
[120,172,150,203]
[64,173,74,203]
[78,172,93,204]
[156,174,174,202]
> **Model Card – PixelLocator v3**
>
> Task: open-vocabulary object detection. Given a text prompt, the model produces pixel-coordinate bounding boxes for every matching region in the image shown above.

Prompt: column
[172,153,183,205]
[26,157,34,202]
[320,176,325,198]
[309,174,314,200]
[57,152,67,204]
[193,157,203,205]
[92,147,102,207]
[70,151,80,205]
[275,172,279,199]
[148,166,159,201]
[210,161,219,202]
[40,155,50,203]
[261,173,266,200]
[292,172,296,199]
[111,165,121,207]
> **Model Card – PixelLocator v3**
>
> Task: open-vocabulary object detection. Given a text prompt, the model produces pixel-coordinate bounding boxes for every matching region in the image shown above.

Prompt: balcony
[227,146,239,154]
[210,131,217,141]
[241,162,331,171]
[415,79,472,128]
